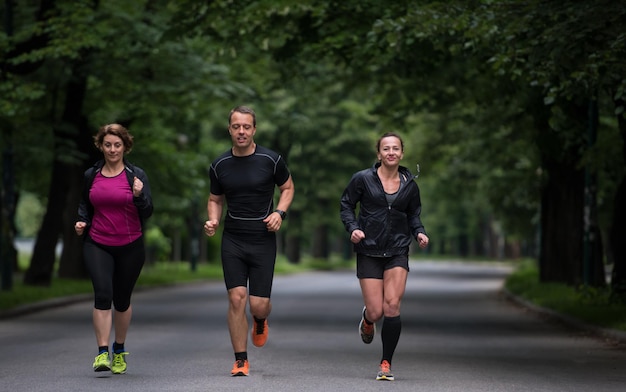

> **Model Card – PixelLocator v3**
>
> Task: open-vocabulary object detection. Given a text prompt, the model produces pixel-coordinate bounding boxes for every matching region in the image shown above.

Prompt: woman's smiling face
[377,136,404,166]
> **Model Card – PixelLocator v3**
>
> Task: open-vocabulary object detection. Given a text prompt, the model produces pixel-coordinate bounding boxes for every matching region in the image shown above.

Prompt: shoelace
[96,353,109,362]
[113,352,128,366]
[380,361,391,374]
[235,359,246,368]
[255,321,265,334]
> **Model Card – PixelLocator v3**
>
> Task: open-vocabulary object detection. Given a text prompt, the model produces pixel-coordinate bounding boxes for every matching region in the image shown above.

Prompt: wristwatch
[275,209,287,220]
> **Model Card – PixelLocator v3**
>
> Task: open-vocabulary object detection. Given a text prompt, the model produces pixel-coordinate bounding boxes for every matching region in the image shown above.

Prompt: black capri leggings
[83,235,145,311]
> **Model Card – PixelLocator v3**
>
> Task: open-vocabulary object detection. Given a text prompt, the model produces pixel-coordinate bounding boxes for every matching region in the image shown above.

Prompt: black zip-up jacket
[77,159,153,233]
[340,163,426,257]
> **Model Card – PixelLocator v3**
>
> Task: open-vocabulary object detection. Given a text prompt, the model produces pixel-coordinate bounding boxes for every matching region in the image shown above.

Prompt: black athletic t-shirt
[209,145,291,235]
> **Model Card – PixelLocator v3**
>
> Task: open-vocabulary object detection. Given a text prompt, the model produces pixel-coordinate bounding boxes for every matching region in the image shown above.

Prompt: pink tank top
[89,171,142,246]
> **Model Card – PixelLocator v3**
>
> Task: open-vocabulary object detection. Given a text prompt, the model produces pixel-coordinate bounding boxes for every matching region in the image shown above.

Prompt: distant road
[1,260,625,392]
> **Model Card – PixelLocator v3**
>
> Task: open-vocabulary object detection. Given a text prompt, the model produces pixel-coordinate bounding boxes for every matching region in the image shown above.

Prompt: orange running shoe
[230,359,249,376]
[251,318,269,347]
[359,306,376,344]
[376,360,394,381]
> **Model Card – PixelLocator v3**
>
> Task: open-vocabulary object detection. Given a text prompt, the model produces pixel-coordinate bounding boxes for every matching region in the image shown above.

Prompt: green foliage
[2,0,248,266]
[0,278,93,310]
[506,260,626,332]
[137,261,223,286]
[298,254,354,272]
[15,192,44,237]
[144,226,172,262]
[0,261,221,311]
[3,0,625,283]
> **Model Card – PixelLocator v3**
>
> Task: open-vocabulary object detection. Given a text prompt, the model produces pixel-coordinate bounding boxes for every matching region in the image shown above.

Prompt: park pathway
[0,260,624,391]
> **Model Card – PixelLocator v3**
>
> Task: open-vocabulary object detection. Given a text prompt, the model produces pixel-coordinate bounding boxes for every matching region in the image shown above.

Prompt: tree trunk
[23,159,66,286]
[610,107,626,297]
[535,99,590,286]
[610,179,626,295]
[57,162,88,279]
[453,210,469,257]
[311,224,329,259]
[1,130,18,290]
[24,62,92,284]
[285,210,301,264]
[57,70,96,279]
[538,159,585,284]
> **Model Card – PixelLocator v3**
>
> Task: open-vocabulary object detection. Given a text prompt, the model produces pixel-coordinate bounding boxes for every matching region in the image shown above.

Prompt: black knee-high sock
[381,315,401,364]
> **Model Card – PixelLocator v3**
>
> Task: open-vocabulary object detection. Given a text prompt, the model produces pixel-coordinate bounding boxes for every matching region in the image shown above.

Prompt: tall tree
[168,0,624,288]
[476,1,625,287]
[25,59,95,283]
[4,0,244,284]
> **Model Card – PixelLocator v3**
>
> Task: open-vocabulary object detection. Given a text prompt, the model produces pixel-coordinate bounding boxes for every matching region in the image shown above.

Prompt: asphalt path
[1,260,625,392]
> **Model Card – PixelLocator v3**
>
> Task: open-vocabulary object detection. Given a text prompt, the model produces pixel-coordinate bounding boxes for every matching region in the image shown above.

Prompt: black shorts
[356,253,409,279]
[221,230,276,298]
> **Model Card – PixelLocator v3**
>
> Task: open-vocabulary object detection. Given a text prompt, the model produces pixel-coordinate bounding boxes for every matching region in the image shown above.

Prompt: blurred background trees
[1,1,624,297]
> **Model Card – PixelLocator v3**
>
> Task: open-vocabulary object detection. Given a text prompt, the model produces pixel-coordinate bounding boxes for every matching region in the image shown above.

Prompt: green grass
[0,278,93,310]
[505,259,626,332]
[0,255,354,312]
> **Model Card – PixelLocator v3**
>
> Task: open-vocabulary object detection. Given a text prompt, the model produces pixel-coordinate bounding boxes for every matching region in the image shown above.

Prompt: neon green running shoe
[92,352,111,372]
[111,352,129,374]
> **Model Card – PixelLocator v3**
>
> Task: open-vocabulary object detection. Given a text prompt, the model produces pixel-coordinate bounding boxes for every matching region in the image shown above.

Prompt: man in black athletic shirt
[204,105,295,377]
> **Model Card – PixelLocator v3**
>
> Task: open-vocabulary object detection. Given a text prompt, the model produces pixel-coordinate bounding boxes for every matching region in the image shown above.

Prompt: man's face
[229,112,256,149]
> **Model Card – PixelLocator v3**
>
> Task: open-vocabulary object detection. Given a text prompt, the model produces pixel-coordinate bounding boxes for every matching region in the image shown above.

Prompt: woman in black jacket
[340,132,429,381]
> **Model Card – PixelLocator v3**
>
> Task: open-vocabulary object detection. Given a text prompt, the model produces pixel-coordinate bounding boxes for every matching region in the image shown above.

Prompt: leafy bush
[15,192,45,237]
[505,260,626,332]
[144,226,171,262]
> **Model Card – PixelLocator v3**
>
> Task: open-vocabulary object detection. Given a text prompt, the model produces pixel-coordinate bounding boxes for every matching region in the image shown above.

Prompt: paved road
[1,261,625,392]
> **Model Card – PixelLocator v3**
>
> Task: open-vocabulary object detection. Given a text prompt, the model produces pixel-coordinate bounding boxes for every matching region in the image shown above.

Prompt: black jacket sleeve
[125,163,153,224]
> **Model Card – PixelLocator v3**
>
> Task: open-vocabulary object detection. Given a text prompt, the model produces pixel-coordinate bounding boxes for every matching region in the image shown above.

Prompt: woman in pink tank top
[75,123,153,374]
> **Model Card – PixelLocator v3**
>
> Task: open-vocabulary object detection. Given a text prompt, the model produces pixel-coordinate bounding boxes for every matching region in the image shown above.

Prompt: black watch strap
[275,209,287,220]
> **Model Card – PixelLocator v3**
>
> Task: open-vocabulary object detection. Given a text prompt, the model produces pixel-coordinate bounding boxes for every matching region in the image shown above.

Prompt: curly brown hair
[94,124,134,153]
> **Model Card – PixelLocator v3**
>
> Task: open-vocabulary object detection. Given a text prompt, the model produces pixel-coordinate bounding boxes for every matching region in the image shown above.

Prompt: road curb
[502,288,626,345]
[0,293,92,320]
[0,281,206,320]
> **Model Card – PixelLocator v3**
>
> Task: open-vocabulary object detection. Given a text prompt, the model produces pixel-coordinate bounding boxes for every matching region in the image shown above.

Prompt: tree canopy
[1,0,624,296]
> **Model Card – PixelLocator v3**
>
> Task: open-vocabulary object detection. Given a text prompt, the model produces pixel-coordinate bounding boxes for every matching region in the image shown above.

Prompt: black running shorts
[221,230,277,298]
[356,253,409,279]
